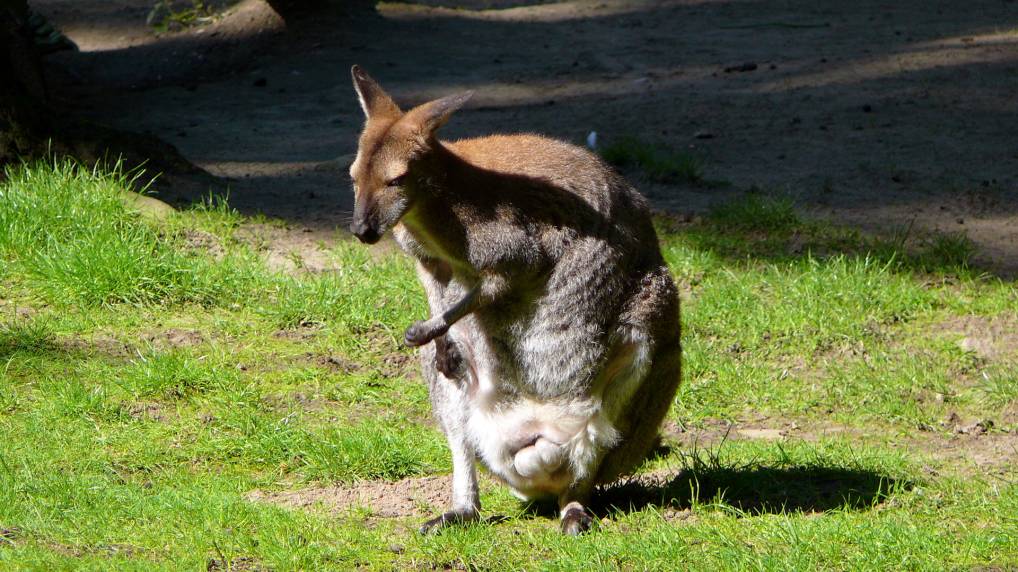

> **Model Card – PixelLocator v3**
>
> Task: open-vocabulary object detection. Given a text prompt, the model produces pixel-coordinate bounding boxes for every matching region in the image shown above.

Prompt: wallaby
[347,65,681,535]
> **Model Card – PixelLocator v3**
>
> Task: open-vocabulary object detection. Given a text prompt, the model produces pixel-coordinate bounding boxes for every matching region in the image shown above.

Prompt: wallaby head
[348,65,473,244]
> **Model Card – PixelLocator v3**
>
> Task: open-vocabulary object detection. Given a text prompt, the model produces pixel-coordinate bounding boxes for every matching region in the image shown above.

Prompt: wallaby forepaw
[418,509,479,535]
[405,320,440,347]
[560,507,594,536]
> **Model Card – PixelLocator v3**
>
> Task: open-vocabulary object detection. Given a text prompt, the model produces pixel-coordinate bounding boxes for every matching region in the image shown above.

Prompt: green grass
[148,1,229,32]
[600,135,707,185]
[0,159,1016,570]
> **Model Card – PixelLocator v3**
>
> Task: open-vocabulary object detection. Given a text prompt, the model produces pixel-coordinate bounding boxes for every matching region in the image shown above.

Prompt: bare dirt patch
[57,329,211,358]
[179,229,225,259]
[920,432,1018,475]
[207,555,266,572]
[60,334,135,358]
[247,475,451,517]
[37,540,150,559]
[935,314,1018,361]
[126,401,174,422]
[235,223,343,273]
[663,418,857,448]
[665,419,1016,475]
[305,352,362,373]
[259,390,340,414]
[0,303,39,321]
[139,328,205,349]
[380,351,415,378]
[272,323,321,340]
[0,526,22,544]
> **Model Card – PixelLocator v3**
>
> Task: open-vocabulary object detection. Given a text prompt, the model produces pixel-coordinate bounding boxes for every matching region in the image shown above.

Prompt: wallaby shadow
[521,461,904,520]
[590,465,904,517]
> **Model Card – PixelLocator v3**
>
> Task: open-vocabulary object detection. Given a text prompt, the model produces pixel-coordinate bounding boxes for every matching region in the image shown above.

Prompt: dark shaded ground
[34,0,1018,275]
[592,465,902,516]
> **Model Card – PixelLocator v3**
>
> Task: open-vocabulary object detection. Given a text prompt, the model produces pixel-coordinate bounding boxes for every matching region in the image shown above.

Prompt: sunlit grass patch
[974,362,1018,409]
[263,241,422,332]
[708,193,799,232]
[1,161,1016,570]
[0,314,56,358]
[663,193,980,276]
[0,160,265,307]
[109,348,242,399]
[686,254,933,353]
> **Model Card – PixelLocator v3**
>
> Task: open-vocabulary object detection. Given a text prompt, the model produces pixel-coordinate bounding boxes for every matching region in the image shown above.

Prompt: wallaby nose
[350,221,380,244]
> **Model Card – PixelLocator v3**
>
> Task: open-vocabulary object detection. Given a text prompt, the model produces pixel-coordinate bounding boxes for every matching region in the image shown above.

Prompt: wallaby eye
[386,174,407,187]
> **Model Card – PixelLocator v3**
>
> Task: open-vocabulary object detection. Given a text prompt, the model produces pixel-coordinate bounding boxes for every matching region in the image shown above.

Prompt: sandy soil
[32,0,1018,276]
[247,474,455,518]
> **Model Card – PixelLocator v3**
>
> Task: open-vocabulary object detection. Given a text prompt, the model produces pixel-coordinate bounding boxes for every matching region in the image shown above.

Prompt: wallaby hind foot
[559,502,594,536]
[404,319,447,347]
[433,335,462,379]
[419,508,479,535]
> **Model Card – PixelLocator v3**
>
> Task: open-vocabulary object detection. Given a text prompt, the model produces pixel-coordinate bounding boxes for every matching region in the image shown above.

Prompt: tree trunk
[0,0,49,164]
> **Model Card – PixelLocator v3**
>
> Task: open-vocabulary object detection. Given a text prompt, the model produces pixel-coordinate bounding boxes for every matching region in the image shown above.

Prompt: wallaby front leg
[420,415,480,533]
[405,273,507,347]
[414,258,461,376]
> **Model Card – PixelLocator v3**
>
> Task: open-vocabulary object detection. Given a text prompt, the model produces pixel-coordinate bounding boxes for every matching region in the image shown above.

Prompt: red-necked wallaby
[348,66,681,535]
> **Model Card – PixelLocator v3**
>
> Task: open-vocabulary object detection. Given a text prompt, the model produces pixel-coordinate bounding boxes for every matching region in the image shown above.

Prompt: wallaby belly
[464,393,619,500]
[448,308,649,500]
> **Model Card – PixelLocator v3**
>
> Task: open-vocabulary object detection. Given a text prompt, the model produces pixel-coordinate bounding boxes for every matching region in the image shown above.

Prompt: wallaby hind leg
[419,343,480,534]
[595,343,682,485]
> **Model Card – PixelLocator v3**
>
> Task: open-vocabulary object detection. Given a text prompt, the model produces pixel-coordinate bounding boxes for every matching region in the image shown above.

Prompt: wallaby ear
[351,65,401,119]
[407,91,474,137]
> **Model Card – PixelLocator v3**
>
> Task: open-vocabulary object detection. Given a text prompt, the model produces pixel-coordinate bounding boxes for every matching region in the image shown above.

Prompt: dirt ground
[34,0,1018,275]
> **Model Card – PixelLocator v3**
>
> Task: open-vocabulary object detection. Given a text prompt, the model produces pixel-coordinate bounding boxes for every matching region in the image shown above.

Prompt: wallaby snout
[349,218,380,244]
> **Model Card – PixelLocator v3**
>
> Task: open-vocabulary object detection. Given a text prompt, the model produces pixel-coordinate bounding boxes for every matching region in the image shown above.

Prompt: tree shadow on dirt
[31,0,1018,278]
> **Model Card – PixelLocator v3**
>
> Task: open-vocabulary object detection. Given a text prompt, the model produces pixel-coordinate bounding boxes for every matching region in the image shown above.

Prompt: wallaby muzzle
[350,220,380,244]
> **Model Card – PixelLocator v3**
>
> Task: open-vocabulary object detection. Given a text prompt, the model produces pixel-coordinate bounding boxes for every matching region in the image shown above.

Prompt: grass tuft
[0,159,267,307]
[0,315,56,358]
[600,135,705,184]
[708,193,800,232]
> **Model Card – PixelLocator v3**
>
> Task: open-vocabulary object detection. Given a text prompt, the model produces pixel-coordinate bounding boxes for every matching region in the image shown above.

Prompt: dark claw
[419,510,479,535]
[560,507,594,536]
[434,335,462,378]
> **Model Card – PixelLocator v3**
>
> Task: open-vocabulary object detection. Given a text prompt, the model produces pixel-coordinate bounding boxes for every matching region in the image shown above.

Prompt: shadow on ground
[30,0,1018,275]
[592,465,904,516]
[517,455,904,520]
[513,437,908,519]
